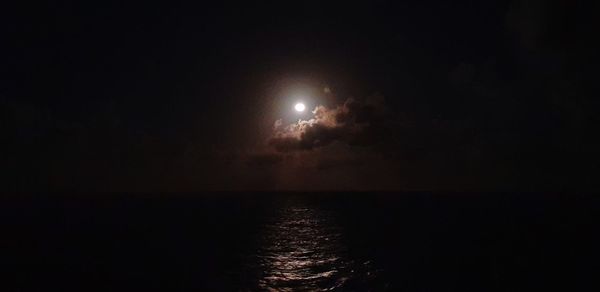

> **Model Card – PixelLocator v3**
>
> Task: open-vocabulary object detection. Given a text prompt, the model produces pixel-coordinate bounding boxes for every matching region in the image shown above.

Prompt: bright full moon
[294,103,306,112]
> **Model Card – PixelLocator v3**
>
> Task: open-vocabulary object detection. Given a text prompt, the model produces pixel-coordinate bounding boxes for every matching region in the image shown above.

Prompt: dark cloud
[268,95,387,152]
[315,156,365,171]
[245,152,284,167]
[507,0,580,52]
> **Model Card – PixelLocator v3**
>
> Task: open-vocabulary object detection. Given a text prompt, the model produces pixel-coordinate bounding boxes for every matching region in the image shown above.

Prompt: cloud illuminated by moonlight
[268,95,386,152]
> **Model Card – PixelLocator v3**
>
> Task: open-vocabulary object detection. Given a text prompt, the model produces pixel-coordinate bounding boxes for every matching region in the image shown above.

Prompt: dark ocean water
[2,192,599,291]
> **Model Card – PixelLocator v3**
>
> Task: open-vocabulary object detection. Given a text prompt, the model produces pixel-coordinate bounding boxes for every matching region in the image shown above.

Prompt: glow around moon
[294,103,306,112]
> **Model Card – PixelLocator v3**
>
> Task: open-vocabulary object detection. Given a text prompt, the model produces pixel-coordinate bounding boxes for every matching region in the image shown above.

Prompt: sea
[2,192,599,291]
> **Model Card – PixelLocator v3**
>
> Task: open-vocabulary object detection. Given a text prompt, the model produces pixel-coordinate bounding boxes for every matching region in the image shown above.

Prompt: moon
[294,103,306,112]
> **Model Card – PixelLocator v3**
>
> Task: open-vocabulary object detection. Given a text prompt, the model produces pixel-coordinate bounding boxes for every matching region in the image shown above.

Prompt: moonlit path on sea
[249,201,379,291]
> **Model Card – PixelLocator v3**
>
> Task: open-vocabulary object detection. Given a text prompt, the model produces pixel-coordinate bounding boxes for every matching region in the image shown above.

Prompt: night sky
[2,0,598,192]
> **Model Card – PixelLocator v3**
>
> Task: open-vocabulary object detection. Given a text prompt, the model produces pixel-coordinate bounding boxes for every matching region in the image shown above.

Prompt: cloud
[245,152,284,167]
[268,95,387,152]
[506,0,580,53]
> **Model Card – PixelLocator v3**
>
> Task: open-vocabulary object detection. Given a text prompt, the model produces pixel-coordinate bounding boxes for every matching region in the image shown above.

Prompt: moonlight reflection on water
[253,202,379,291]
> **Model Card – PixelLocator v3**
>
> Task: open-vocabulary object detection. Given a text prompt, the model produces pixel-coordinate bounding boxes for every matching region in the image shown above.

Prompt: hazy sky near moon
[2,0,597,192]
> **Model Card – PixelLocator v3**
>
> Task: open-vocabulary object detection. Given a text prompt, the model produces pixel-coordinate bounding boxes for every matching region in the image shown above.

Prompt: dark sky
[2,0,598,192]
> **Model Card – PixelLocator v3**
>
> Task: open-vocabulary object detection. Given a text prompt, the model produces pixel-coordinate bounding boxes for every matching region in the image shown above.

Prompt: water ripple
[249,204,379,291]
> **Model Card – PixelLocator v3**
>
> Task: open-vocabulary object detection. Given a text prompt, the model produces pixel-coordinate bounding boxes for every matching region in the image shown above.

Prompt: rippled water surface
[3,193,599,291]
[252,203,377,291]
